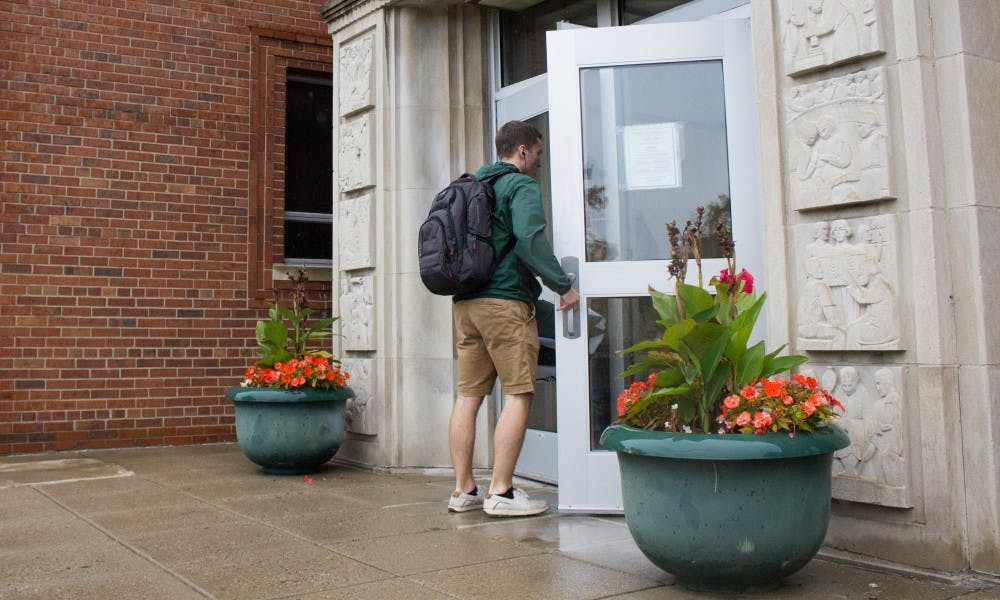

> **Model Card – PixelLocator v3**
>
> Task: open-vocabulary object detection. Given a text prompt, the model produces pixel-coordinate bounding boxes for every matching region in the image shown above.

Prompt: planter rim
[600,423,849,460]
[226,385,354,403]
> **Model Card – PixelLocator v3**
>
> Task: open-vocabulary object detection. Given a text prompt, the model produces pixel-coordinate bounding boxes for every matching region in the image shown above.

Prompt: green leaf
[675,396,696,423]
[650,287,680,325]
[622,338,679,355]
[276,305,296,322]
[734,341,766,388]
[306,317,336,339]
[762,354,809,377]
[676,282,714,318]
[725,294,765,361]
[662,319,696,351]
[654,369,685,388]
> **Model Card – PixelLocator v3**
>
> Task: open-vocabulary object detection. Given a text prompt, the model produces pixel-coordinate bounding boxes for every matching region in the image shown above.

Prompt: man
[447,120,579,517]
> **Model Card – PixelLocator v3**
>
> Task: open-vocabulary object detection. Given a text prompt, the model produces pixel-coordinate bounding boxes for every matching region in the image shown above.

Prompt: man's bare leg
[449,395,484,493]
[488,392,532,495]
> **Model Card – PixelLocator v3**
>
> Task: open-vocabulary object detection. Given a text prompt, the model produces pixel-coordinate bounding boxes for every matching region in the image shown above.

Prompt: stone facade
[324,1,492,468]
[757,0,1000,576]
[322,0,1000,578]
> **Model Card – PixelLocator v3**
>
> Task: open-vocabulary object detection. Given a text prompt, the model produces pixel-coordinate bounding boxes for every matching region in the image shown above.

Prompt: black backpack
[418,172,507,296]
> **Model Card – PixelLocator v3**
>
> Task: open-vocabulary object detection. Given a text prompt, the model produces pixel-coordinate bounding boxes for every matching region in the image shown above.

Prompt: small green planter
[226,386,354,475]
[600,424,849,593]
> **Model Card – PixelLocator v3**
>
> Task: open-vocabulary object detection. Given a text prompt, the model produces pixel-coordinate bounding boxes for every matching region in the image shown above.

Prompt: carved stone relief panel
[339,191,373,271]
[779,0,884,76]
[340,274,375,351]
[799,365,911,508]
[338,113,373,192]
[793,214,902,351]
[343,357,375,435]
[785,67,892,210]
[339,31,375,117]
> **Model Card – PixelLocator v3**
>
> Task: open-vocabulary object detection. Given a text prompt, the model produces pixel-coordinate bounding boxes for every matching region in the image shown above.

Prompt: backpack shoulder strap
[475,171,518,263]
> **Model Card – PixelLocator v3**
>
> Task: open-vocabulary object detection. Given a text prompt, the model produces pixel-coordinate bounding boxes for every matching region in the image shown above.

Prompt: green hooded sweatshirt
[454,162,572,305]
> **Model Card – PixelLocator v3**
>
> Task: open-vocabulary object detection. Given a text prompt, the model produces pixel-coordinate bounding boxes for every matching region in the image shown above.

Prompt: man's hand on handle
[557,288,580,311]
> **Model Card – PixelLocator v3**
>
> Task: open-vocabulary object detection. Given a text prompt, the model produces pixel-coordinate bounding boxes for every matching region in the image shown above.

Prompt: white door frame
[547,18,761,512]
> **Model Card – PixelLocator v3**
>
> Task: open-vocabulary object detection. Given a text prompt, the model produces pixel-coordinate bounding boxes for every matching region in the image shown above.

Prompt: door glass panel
[580,61,731,263]
[525,112,557,434]
[586,296,660,449]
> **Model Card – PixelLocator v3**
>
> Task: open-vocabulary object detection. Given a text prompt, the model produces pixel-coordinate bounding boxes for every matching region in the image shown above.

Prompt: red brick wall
[0,1,334,454]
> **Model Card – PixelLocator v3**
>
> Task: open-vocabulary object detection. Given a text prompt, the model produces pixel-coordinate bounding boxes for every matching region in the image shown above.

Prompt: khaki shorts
[453,298,539,397]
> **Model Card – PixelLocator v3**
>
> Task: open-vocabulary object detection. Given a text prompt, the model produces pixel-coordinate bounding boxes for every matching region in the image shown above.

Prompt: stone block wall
[757,0,1000,575]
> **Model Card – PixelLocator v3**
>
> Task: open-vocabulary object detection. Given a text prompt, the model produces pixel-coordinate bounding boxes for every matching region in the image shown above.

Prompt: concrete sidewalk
[1,444,997,600]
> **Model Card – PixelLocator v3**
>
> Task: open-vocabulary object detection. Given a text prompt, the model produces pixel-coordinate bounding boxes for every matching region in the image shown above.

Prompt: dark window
[618,0,691,25]
[499,0,597,87]
[284,70,333,262]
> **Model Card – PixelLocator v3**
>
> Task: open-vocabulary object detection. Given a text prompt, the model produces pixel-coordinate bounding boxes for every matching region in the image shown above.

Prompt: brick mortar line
[31,485,218,600]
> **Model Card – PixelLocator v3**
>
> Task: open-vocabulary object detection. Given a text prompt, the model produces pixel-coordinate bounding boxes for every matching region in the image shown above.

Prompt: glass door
[548,18,762,511]
[494,75,560,483]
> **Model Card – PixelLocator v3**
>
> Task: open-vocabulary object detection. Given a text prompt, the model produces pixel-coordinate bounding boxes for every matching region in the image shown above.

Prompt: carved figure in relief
[855,110,887,196]
[341,276,374,350]
[806,221,831,258]
[845,259,898,347]
[345,360,372,434]
[786,68,889,209]
[797,257,845,346]
[787,0,835,71]
[797,216,899,350]
[833,366,876,478]
[873,368,904,487]
[340,194,371,270]
[339,34,373,115]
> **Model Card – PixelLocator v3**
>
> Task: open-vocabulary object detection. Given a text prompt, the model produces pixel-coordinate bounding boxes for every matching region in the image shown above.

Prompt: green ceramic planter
[600,424,850,593]
[226,386,354,475]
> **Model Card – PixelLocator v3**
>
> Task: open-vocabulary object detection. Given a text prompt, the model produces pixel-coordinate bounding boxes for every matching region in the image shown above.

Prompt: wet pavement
[1,444,998,599]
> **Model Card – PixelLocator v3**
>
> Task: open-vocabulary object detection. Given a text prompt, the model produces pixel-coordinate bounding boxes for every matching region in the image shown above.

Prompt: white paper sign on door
[622,122,682,190]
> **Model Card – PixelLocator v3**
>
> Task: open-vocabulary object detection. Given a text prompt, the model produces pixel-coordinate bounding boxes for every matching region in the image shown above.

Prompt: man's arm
[507,177,572,295]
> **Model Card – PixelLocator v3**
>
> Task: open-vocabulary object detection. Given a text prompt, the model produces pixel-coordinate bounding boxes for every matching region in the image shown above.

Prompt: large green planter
[226,386,354,475]
[600,424,850,593]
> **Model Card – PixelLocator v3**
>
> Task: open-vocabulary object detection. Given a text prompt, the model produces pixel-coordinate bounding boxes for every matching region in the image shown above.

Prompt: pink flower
[723,395,741,410]
[736,268,754,293]
[752,411,773,429]
[736,411,752,426]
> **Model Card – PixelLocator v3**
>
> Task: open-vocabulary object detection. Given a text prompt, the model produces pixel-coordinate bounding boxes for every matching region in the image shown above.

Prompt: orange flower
[801,402,816,416]
[761,378,784,398]
[793,373,818,389]
[740,385,758,400]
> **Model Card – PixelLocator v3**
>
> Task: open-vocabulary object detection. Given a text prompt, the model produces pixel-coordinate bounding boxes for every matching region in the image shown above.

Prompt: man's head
[496,120,544,178]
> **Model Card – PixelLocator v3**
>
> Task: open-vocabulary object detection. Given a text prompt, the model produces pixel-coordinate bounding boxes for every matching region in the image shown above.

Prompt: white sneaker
[483,487,548,517]
[448,486,484,512]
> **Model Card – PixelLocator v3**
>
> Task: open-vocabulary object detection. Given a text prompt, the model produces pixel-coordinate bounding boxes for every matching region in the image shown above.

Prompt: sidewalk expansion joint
[32,485,219,600]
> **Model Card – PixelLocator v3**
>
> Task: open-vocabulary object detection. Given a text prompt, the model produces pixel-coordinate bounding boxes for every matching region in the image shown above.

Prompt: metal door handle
[561,256,580,339]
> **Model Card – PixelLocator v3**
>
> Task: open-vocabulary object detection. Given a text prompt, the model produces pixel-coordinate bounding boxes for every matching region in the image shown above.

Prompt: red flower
[735,268,754,293]
[740,385,758,400]
[752,411,772,429]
